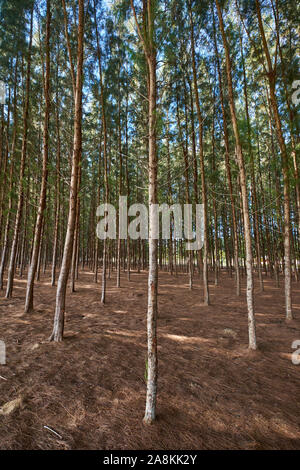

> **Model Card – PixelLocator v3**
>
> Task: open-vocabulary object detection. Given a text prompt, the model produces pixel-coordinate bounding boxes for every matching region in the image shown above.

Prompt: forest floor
[0,269,299,450]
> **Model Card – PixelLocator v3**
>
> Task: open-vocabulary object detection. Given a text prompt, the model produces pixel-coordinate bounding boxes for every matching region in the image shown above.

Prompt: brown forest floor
[0,268,300,450]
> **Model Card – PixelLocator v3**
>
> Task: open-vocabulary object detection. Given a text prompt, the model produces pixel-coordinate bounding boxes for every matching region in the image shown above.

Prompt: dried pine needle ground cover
[0,269,299,450]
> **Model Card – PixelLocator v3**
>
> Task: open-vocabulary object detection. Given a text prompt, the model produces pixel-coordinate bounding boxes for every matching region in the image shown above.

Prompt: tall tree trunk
[0,57,18,289]
[271,0,300,238]
[25,0,51,312]
[50,0,84,341]
[216,0,257,349]
[255,0,292,320]
[175,90,192,289]
[130,0,158,424]
[5,6,33,299]
[239,31,263,292]
[116,65,122,288]
[93,0,109,304]
[144,46,158,426]
[51,54,61,287]
[189,1,209,305]
[212,8,240,295]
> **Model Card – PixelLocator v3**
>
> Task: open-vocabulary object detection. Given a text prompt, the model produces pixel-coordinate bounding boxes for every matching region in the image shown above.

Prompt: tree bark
[216,0,257,349]
[5,6,33,299]
[130,0,158,424]
[255,0,292,320]
[189,1,209,304]
[212,7,240,296]
[49,0,84,341]
[25,0,51,312]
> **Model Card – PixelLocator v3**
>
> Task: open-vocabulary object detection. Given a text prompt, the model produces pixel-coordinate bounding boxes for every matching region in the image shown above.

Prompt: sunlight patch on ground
[105,329,141,338]
[163,333,211,344]
[255,313,278,317]
[159,284,185,288]
[279,352,294,361]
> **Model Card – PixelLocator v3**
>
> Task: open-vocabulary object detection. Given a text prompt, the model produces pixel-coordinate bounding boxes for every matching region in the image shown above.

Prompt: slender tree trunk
[272,0,300,238]
[212,8,240,296]
[211,92,219,286]
[189,1,209,304]
[175,90,192,289]
[70,169,81,292]
[50,0,84,341]
[116,66,123,288]
[93,0,109,304]
[144,51,158,426]
[0,58,18,289]
[216,0,257,349]
[130,0,158,424]
[25,0,51,312]
[239,31,263,292]
[255,0,292,320]
[5,6,33,299]
[51,57,61,287]
[94,126,102,283]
